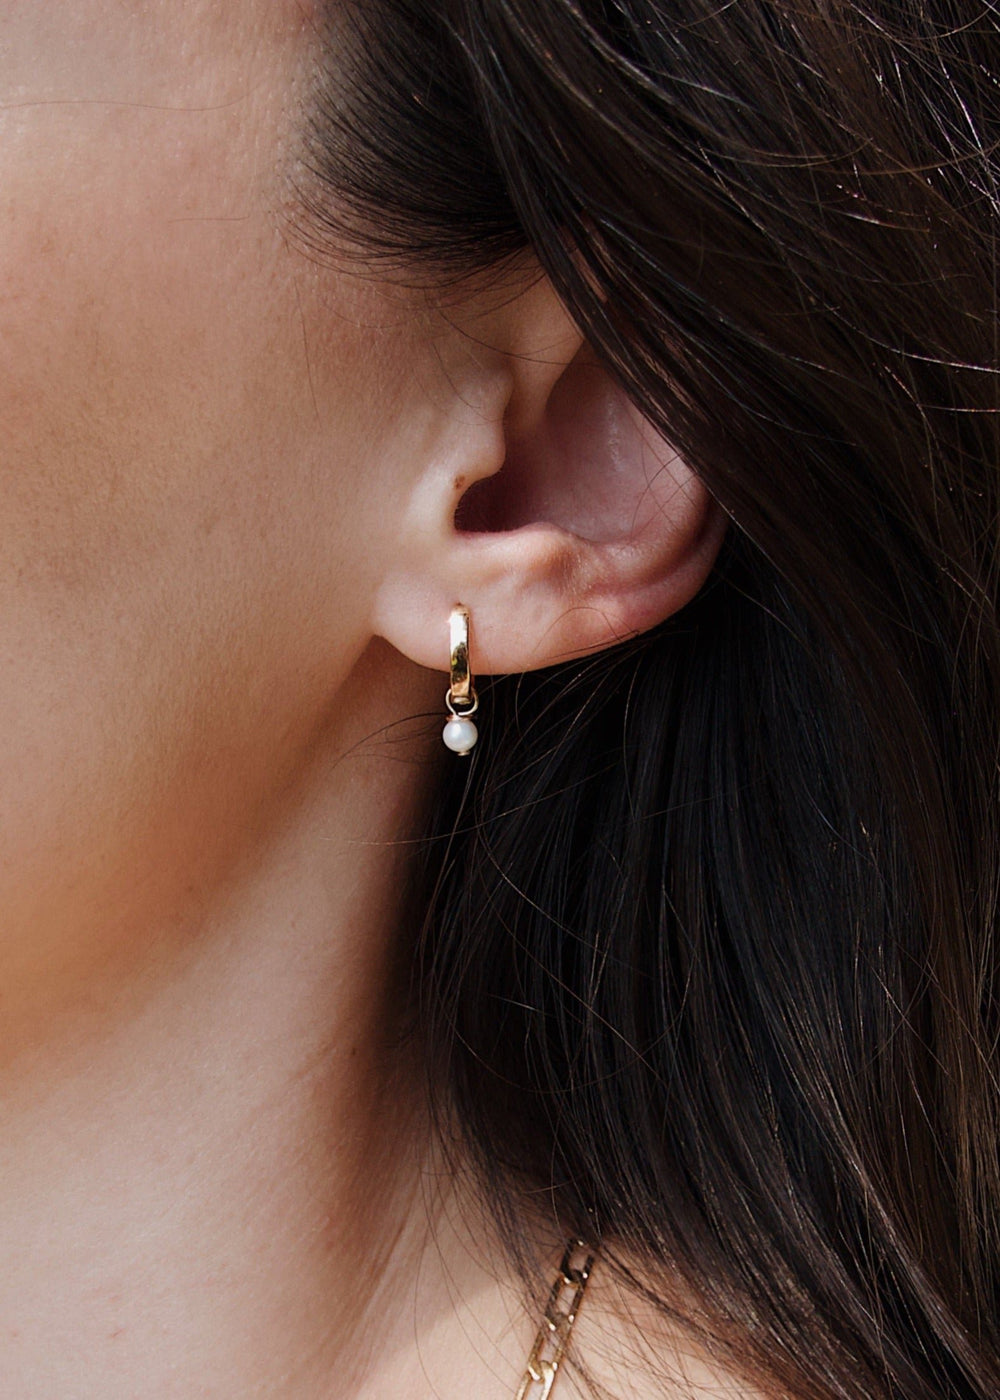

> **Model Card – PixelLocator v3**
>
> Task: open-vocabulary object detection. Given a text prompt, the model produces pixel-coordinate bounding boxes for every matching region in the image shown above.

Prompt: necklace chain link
[514,1239,596,1400]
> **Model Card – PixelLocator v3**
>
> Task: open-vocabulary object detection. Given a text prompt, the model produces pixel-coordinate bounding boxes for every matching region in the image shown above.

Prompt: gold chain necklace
[514,1239,596,1400]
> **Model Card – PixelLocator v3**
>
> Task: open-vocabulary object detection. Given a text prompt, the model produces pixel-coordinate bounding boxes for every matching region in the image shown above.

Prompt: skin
[0,2,733,1395]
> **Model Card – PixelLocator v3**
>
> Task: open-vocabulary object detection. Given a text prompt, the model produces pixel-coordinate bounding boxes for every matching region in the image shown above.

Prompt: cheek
[0,77,389,961]
[0,106,310,587]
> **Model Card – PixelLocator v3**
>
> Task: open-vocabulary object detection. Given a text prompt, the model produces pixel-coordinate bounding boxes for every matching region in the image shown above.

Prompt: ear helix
[442,605,479,755]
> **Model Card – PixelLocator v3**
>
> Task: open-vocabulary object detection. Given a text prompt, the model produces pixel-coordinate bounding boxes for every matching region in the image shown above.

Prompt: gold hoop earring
[442,604,479,755]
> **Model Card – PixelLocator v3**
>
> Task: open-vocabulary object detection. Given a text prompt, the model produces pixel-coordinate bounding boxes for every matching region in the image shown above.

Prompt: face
[0,0,727,1010]
[0,1,465,986]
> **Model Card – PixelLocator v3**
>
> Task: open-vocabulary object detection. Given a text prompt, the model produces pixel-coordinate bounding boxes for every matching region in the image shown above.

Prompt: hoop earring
[442,604,479,755]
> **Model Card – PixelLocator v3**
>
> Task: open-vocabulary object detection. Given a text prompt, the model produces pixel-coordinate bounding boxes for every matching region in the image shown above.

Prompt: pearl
[443,715,478,754]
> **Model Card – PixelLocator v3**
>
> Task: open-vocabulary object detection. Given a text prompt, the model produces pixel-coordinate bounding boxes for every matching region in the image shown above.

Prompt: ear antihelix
[442,604,479,755]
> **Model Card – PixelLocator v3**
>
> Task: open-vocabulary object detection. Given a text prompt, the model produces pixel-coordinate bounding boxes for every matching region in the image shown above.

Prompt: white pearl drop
[442,716,478,754]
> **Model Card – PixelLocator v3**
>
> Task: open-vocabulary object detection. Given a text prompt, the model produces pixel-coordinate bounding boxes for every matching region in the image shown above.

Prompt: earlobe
[372,278,727,679]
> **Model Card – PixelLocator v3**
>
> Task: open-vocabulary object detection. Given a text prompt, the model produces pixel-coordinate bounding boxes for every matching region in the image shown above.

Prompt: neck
[0,645,514,1398]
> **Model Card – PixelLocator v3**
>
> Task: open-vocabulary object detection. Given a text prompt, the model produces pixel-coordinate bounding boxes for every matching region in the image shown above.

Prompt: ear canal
[455,346,684,546]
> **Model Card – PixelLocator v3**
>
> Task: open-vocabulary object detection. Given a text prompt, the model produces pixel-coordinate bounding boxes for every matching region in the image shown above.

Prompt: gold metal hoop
[447,605,477,713]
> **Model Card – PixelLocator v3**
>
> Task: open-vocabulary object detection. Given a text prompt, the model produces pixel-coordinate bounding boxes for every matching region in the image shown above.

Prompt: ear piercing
[442,605,479,755]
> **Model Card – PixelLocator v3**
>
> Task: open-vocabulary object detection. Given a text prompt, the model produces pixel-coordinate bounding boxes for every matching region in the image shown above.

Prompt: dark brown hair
[297,3,1000,1395]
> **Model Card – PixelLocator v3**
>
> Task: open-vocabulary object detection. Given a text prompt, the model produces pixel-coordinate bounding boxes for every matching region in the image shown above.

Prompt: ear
[372,275,727,676]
